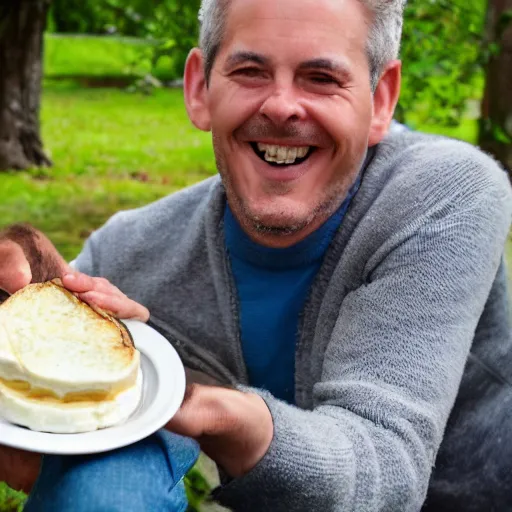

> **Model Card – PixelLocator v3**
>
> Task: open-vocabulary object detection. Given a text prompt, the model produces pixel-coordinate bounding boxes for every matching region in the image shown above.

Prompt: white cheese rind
[0,370,143,433]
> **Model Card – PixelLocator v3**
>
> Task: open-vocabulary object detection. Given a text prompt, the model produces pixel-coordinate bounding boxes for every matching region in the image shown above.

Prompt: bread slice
[0,279,142,433]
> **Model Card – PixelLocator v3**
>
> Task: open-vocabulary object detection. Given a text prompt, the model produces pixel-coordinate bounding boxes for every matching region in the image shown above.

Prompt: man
[1,0,511,510]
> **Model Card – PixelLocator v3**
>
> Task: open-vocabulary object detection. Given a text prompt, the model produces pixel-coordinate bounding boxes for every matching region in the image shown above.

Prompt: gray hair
[198,0,406,90]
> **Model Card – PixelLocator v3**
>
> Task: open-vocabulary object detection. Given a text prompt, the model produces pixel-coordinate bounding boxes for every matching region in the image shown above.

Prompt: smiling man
[1,0,512,511]
[187,0,394,248]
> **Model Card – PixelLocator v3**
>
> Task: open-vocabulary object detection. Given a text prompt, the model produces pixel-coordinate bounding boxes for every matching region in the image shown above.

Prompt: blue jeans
[24,430,200,512]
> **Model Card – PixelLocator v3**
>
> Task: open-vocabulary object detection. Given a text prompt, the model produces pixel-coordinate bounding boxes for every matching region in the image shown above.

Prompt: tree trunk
[479,0,512,173]
[0,0,52,171]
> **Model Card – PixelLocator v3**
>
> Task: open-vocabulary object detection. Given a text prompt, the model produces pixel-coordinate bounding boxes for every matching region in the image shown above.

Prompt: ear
[368,60,402,146]
[184,48,211,132]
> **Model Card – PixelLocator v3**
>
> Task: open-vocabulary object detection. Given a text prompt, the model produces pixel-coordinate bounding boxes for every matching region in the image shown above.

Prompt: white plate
[0,320,186,455]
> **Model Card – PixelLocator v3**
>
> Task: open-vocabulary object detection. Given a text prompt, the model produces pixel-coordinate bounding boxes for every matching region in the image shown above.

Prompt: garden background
[0,0,511,510]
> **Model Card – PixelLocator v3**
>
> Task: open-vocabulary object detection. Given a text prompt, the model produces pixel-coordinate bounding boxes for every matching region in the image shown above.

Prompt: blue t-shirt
[224,183,359,404]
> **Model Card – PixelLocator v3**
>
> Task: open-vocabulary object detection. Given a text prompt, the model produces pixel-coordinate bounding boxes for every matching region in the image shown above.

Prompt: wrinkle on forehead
[221,0,369,66]
[226,0,367,29]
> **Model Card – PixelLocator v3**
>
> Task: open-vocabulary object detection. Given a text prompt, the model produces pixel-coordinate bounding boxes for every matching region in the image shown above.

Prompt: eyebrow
[298,58,353,80]
[224,51,269,69]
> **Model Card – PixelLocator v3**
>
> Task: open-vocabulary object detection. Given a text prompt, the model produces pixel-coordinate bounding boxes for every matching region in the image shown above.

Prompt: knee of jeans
[155,430,201,480]
[25,432,198,512]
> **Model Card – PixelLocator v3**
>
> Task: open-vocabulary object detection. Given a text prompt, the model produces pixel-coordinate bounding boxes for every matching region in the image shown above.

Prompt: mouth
[250,142,316,167]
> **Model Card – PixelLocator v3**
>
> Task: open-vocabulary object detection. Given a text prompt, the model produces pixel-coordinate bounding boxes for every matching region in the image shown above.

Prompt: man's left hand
[166,384,274,478]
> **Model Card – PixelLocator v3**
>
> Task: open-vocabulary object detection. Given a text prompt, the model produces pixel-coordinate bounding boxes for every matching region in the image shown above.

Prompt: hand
[0,225,69,296]
[0,445,41,493]
[166,384,274,478]
[62,272,150,322]
[0,237,148,321]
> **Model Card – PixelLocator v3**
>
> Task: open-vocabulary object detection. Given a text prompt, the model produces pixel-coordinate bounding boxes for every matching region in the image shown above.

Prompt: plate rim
[0,320,186,455]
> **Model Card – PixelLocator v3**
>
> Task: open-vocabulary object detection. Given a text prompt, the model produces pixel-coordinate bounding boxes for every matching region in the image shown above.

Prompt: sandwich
[0,279,142,433]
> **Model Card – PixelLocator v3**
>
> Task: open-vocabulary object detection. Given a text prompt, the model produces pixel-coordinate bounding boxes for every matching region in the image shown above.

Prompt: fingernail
[64,273,76,281]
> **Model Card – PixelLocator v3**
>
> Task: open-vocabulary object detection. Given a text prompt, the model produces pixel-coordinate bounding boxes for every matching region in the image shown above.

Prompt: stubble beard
[214,142,354,238]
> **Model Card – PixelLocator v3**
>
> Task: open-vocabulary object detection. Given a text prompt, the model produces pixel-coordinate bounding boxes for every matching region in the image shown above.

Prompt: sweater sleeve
[72,212,124,276]
[214,167,512,511]
[72,236,96,275]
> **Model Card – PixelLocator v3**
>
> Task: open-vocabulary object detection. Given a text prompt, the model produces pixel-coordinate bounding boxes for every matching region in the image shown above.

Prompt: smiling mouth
[250,142,315,167]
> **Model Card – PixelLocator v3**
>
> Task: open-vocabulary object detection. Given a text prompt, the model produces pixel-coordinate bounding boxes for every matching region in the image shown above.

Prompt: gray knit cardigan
[75,130,512,511]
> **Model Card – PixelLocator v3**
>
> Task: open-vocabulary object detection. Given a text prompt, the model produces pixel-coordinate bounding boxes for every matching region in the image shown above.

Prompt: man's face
[202,0,378,245]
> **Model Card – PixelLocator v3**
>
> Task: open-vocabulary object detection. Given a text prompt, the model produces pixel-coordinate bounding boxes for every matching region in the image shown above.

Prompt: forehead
[219,0,370,65]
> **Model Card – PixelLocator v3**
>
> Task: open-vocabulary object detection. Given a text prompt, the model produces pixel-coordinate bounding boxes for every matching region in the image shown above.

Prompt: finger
[63,273,125,297]
[86,277,125,297]
[61,272,100,293]
[78,290,150,322]
[0,241,32,294]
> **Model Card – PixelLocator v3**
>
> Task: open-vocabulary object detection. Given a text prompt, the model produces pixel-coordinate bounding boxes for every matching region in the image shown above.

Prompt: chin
[241,198,316,233]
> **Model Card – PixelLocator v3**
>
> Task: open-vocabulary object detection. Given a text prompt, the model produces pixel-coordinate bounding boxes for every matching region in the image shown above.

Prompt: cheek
[208,83,263,138]
[316,98,372,153]
[310,89,371,125]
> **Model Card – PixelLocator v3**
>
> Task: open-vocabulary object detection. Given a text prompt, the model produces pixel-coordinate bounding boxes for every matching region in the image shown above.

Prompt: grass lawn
[0,81,216,261]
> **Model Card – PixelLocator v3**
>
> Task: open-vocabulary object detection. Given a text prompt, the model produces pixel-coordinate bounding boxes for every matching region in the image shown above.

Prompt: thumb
[0,240,32,295]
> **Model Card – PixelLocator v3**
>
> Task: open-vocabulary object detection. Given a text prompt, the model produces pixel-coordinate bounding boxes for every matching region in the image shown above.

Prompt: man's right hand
[61,272,150,322]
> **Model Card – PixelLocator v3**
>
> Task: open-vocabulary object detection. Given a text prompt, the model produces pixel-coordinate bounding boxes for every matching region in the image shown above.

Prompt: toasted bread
[0,279,142,433]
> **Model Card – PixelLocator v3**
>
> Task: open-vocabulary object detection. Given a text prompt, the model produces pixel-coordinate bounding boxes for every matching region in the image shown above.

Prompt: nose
[259,82,307,125]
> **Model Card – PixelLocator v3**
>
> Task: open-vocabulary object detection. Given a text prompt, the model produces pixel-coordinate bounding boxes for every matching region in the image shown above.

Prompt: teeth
[256,143,311,165]
[277,146,288,164]
[297,147,308,158]
[285,147,298,164]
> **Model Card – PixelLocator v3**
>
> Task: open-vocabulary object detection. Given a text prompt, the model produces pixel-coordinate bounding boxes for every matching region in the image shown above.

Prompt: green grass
[0,482,26,512]
[44,34,177,82]
[0,82,215,261]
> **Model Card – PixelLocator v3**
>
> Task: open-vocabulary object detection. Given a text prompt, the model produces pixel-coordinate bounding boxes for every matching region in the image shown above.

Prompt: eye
[309,74,340,86]
[232,67,266,78]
